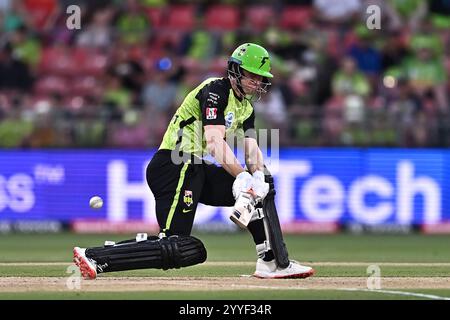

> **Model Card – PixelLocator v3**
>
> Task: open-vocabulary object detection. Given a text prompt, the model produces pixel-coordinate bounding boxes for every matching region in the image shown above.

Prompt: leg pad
[86,235,207,272]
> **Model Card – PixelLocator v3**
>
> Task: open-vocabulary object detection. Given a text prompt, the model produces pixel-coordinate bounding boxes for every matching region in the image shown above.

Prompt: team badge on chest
[184,190,193,207]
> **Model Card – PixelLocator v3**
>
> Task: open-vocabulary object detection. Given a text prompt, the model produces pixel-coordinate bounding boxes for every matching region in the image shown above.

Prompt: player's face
[240,69,264,95]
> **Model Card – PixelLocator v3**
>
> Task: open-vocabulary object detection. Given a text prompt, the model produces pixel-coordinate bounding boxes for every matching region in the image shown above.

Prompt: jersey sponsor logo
[225,111,234,129]
[206,107,217,120]
[207,92,219,105]
[183,190,193,207]
[208,92,219,100]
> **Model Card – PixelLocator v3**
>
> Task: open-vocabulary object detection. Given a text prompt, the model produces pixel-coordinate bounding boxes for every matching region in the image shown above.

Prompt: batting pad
[85,235,207,272]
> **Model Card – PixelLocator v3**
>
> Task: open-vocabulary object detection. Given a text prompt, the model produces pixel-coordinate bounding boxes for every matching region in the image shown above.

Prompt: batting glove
[232,171,253,200]
[251,170,269,200]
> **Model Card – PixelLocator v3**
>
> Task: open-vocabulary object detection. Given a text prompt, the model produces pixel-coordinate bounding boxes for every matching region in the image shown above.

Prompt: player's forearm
[207,139,245,177]
[246,148,264,174]
[245,138,264,174]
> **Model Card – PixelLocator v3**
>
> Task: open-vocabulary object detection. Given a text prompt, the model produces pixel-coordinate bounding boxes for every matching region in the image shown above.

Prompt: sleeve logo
[225,111,234,129]
[206,107,217,120]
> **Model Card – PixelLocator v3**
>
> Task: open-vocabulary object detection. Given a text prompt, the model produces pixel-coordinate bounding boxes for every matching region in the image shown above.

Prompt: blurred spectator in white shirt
[314,0,361,23]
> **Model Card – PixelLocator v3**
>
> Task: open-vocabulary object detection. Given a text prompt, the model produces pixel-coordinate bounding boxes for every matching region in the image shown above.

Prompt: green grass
[1,232,450,262]
[0,232,449,300]
[0,264,449,278]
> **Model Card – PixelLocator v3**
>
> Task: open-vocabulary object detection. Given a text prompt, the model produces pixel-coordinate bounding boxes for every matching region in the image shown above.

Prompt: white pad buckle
[256,240,271,258]
[158,232,166,239]
[136,233,148,242]
[250,208,264,222]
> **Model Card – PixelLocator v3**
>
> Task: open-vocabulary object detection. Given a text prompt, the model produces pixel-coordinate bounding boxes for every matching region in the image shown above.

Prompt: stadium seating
[1,1,449,148]
[73,48,108,76]
[205,5,240,31]
[39,46,77,76]
[246,5,274,31]
[208,57,228,74]
[145,6,166,29]
[279,6,312,29]
[71,76,102,97]
[34,75,69,96]
[167,5,196,31]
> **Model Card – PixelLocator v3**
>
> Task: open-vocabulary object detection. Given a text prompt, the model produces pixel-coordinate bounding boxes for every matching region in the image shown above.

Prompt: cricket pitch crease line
[341,288,450,300]
[232,285,450,300]
[233,284,450,300]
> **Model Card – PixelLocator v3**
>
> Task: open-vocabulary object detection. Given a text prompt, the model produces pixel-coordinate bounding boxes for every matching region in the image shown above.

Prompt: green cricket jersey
[159,77,256,157]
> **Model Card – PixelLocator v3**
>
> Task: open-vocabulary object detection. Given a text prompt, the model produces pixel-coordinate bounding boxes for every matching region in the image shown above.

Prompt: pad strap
[255,240,271,259]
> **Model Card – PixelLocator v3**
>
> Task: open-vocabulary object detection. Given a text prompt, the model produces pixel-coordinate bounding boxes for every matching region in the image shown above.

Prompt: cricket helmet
[228,43,273,100]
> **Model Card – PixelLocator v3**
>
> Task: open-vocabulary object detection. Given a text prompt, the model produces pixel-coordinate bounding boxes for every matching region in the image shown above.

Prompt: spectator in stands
[0,95,33,147]
[72,107,107,147]
[1,0,29,32]
[108,46,145,100]
[22,0,60,33]
[429,0,450,30]
[139,0,167,8]
[380,31,410,71]
[403,35,448,114]
[348,25,382,77]
[361,0,427,32]
[332,56,370,98]
[253,85,287,128]
[141,68,178,113]
[0,0,448,148]
[174,72,199,108]
[115,0,150,46]
[389,0,428,31]
[25,100,57,147]
[314,0,361,26]
[42,93,75,147]
[384,77,423,146]
[0,43,33,92]
[9,25,42,70]
[76,7,114,49]
[102,74,132,120]
[331,56,371,145]
[179,17,219,63]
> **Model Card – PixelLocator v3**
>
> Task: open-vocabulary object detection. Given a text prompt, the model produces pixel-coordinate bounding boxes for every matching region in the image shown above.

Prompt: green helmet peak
[229,43,273,78]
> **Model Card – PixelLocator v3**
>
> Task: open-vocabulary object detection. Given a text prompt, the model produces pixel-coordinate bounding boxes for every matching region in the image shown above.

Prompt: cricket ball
[89,196,103,209]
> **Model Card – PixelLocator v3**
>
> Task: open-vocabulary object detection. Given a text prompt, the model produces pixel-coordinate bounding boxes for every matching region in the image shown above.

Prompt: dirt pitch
[0,262,449,293]
[1,276,450,292]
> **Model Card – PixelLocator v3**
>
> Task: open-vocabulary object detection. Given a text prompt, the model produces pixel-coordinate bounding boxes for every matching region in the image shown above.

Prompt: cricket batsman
[73,43,315,279]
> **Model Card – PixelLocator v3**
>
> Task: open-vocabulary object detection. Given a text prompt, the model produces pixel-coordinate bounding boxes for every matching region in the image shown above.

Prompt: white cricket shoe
[73,247,97,280]
[253,258,315,279]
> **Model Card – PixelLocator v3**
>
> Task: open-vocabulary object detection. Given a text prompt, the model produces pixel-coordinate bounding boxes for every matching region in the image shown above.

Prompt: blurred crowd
[0,0,449,148]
